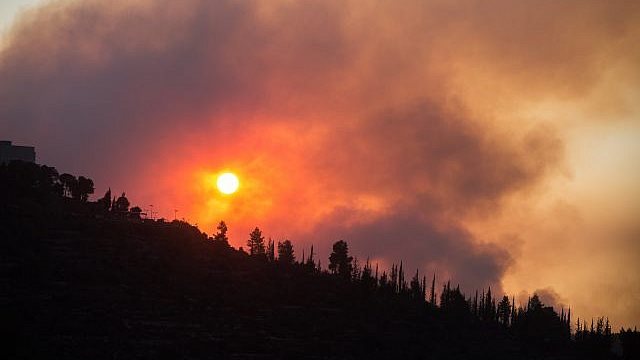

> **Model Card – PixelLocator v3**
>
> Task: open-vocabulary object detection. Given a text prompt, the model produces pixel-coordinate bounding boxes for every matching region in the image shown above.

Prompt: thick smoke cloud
[1,0,638,327]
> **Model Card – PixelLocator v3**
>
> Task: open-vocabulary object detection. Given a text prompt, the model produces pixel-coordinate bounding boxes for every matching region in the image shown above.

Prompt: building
[0,141,36,164]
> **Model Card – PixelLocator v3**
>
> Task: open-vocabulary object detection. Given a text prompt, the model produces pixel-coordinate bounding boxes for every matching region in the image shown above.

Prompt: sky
[0,0,39,34]
[1,0,639,329]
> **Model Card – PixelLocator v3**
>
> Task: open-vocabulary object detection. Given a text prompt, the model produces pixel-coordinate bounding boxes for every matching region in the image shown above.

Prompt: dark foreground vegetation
[2,161,639,359]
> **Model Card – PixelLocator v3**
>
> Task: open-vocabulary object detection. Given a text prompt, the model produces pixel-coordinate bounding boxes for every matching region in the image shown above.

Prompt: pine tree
[576,318,582,339]
[480,289,485,320]
[213,221,229,245]
[307,245,315,265]
[247,227,266,256]
[97,188,112,212]
[376,271,385,289]
[361,258,376,291]
[528,294,543,313]
[266,238,275,261]
[484,287,494,321]
[375,263,379,282]
[398,261,405,292]
[430,273,436,305]
[473,290,479,316]
[410,269,421,300]
[510,296,516,327]
[497,296,511,326]
[328,240,353,280]
[351,256,361,281]
[390,264,398,292]
[277,240,295,265]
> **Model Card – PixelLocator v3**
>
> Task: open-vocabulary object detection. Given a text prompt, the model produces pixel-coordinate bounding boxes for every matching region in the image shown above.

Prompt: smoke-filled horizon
[1,0,639,328]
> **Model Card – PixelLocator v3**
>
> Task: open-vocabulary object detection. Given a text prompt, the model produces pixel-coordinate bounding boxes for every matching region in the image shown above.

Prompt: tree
[528,294,543,313]
[398,261,406,292]
[0,161,63,201]
[430,273,437,305]
[113,192,130,214]
[479,287,496,322]
[129,206,142,219]
[247,227,266,256]
[306,245,316,268]
[440,282,469,315]
[360,258,376,291]
[213,221,229,245]
[76,176,94,202]
[410,269,422,300]
[97,188,112,212]
[328,240,353,279]
[351,257,361,281]
[266,238,275,262]
[277,240,295,265]
[59,173,77,198]
[497,296,511,326]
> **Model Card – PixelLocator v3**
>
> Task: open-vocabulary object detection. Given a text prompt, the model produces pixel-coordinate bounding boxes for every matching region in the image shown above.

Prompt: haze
[1,0,638,329]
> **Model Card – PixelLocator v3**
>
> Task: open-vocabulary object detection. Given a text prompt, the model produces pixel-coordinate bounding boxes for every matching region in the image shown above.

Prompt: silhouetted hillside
[2,161,638,359]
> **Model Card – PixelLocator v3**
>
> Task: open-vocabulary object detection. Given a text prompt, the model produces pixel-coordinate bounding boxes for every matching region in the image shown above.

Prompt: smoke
[1,0,638,326]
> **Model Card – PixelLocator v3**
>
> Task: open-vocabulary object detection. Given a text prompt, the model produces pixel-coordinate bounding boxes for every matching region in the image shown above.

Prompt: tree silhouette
[440,282,469,315]
[113,192,130,214]
[430,273,437,305]
[482,287,496,321]
[266,238,275,262]
[619,327,640,359]
[497,295,511,326]
[0,161,62,201]
[277,240,295,265]
[302,245,317,272]
[3,161,634,359]
[247,227,266,256]
[410,268,422,300]
[360,258,376,291]
[351,256,361,281]
[213,221,229,245]
[398,261,406,292]
[59,173,77,198]
[328,240,353,279]
[129,206,142,219]
[76,176,94,202]
[528,294,543,312]
[97,188,112,212]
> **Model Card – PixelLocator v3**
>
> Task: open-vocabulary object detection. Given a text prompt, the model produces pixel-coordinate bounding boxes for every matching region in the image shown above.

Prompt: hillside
[2,161,637,359]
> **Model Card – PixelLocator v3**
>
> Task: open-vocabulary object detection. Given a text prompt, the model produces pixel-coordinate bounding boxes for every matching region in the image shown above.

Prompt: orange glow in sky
[1,0,639,329]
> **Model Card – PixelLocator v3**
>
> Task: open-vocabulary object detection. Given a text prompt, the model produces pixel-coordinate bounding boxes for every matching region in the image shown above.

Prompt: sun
[216,172,239,195]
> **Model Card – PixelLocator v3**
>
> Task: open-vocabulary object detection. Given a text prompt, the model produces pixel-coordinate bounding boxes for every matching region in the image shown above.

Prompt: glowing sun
[216,172,239,195]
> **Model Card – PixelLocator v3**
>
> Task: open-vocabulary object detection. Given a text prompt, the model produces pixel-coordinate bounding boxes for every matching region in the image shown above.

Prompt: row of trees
[0,160,146,220]
[0,161,93,202]
[95,188,143,218]
[212,221,355,275]
[59,173,94,201]
[212,222,302,266]
[210,220,634,353]
[3,161,636,357]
